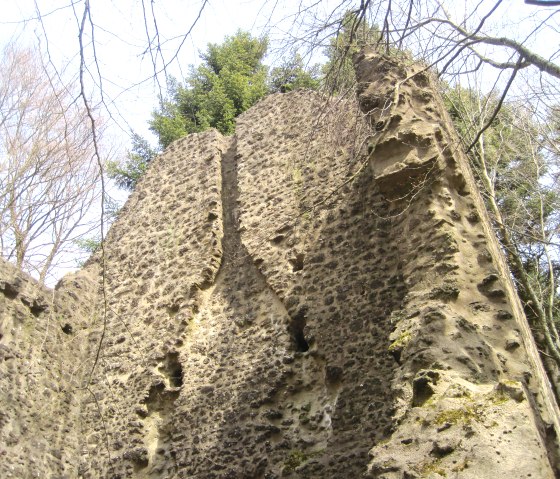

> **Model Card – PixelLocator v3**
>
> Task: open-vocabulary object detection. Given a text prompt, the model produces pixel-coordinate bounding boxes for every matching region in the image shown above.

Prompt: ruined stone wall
[0,259,98,477]
[354,49,559,479]
[79,130,227,478]
[0,52,558,479]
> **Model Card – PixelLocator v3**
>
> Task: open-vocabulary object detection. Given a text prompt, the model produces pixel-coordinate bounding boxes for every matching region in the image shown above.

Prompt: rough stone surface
[1,52,558,478]
[0,259,98,477]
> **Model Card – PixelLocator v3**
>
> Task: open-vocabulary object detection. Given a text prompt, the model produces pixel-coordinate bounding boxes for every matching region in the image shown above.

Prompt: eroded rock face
[0,259,98,477]
[354,49,559,478]
[1,52,558,478]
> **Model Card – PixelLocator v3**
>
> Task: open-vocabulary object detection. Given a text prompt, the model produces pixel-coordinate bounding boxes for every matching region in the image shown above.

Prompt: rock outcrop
[1,51,559,478]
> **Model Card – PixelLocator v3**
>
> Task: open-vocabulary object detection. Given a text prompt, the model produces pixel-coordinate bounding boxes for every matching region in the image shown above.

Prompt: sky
[0,0,316,146]
[0,0,316,284]
[0,0,558,285]
[1,1,558,149]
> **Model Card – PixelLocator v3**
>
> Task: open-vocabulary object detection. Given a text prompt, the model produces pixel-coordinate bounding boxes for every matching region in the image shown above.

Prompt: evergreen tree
[150,31,268,148]
[107,132,158,190]
[269,54,321,93]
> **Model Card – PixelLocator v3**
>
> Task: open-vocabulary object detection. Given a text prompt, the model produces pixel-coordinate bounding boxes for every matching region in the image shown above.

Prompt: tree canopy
[111,31,321,189]
[268,53,321,93]
[107,133,158,190]
[150,31,269,149]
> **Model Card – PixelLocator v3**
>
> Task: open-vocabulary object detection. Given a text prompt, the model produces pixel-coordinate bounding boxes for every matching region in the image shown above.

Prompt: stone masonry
[0,51,558,478]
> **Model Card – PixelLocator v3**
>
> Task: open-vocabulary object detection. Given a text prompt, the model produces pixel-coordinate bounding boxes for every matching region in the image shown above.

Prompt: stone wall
[0,258,98,477]
[0,52,557,478]
[354,48,559,479]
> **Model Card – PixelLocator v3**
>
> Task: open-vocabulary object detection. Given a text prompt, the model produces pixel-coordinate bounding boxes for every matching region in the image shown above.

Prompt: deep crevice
[290,310,309,352]
[158,352,184,388]
[221,136,311,355]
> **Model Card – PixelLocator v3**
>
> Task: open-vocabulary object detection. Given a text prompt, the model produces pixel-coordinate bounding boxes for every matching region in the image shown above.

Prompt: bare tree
[444,80,560,388]
[0,44,104,284]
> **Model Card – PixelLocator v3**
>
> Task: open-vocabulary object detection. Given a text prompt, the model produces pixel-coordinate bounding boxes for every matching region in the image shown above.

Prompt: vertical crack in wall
[136,351,183,476]
[4,60,558,478]
[219,136,308,352]
[135,135,316,477]
[228,137,347,476]
[220,138,243,262]
[127,134,227,478]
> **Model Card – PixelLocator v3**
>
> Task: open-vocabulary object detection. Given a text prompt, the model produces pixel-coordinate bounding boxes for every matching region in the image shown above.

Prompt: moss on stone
[434,404,479,426]
[283,449,310,473]
[284,449,313,473]
[388,330,412,352]
[283,448,324,473]
[415,457,447,477]
[488,392,510,406]
[434,391,511,427]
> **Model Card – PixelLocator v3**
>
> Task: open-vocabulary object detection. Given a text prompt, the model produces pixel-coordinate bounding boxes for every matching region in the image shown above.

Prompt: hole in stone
[126,448,149,471]
[390,348,402,364]
[29,303,46,317]
[289,310,309,352]
[2,284,18,299]
[159,352,184,388]
[430,442,454,458]
[325,365,343,384]
[145,382,165,407]
[412,370,440,407]
[413,72,429,88]
[167,303,180,316]
[289,253,305,272]
[132,458,149,472]
[61,323,73,335]
[294,329,309,352]
[271,234,285,244]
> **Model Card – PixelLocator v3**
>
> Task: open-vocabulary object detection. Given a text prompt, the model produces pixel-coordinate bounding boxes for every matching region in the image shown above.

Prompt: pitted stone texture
[0,55,557,479]
[0,259,98,478]
[235,91,408,476]
[369,375,552,479]
[78,130,227,478]
[355,50,557,478]
[235,90,371,300]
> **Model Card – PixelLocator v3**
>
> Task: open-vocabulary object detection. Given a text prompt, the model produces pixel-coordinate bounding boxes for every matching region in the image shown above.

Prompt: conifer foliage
[150,31,268,149]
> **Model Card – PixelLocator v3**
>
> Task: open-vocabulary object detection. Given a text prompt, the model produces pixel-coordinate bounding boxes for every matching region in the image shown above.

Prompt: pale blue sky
[1,0,557,151]
[1,0,558,284]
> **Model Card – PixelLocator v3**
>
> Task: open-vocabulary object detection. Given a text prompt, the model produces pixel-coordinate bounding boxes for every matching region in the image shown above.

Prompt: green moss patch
[388,330,412,352]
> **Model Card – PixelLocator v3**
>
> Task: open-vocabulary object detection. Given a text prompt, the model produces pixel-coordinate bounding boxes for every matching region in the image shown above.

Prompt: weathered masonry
[1,50,558,478]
